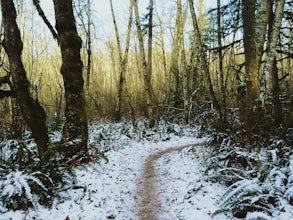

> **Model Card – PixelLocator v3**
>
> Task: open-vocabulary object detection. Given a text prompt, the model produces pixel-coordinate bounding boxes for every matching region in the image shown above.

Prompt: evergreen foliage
[204,132,293,218]
[0,137,74,212]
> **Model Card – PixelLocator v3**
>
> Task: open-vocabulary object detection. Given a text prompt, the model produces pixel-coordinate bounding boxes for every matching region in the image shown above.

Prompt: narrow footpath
[137,143,206,220]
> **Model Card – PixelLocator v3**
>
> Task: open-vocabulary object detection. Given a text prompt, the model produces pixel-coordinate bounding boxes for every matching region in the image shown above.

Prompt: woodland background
[0,0,292,218]
[0,0,292,137]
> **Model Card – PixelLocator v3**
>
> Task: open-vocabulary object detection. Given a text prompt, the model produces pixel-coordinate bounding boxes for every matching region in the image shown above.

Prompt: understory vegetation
[0,0,292,218]
[1,110,292,219]
[0,118,197,213]
[202,117,293,219]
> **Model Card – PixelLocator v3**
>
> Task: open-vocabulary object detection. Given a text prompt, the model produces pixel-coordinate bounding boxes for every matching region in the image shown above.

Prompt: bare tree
[264,0,285,125]
[217,0,226,122]
[53,0,88,158]
[188,0,222,118]
[110,0,134,121]
[1,0,49,158]
[133,0,155,127]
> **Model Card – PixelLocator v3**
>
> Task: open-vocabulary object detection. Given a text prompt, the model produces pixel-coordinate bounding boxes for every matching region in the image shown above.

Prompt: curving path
[137,142,206,220]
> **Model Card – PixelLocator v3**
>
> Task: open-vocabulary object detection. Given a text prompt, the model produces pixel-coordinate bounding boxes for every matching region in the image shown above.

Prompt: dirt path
[137,142,206,220]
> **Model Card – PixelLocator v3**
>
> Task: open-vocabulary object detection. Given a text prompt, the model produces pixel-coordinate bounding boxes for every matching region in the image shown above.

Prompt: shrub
[0,138,74,212]
[204,133,292,218]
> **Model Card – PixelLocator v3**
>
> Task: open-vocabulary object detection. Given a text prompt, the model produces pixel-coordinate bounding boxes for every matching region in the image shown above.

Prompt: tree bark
[53,0,88,157]
[1,0,49,158]
[177,0,189,123]
[110,0,133,121]
[242,0,261,134]
[188,0,222,118]
[264,0,285,126]
[32,0,58,41]
[156,9,167,80]
[217,0,226,122]
[133,0,155,127]
[255,0,270,68]
[147,0,156,124]
[86,0,92,90]
[170,2,182,108]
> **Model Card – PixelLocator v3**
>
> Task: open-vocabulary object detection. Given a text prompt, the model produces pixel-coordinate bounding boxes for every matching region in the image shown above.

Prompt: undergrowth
[0,136,75,213]
[203,130,293,219]
[0,118,198,213]
[88,118,197,153]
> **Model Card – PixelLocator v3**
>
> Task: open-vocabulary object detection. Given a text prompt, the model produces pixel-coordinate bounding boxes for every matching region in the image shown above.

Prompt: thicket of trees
[0,0,292,159]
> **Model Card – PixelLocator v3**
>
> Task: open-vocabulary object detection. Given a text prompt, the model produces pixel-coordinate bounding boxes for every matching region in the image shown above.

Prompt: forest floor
[1,123,293,220]
[0,135,232,220]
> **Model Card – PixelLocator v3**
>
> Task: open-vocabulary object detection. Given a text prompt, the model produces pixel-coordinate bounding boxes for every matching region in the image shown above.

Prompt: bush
[204,133,292,218]
[0,138,74,212]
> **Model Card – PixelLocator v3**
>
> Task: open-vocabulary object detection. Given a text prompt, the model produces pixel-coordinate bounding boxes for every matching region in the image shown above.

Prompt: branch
[0,75,10,86]
[208,39,242,52]
[0,89,15,99]
[32,0,58,41]
[276,49,293,59]
[279,73,289,81]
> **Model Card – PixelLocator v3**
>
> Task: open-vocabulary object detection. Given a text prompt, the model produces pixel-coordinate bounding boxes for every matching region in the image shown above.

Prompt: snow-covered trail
[137,143,206,220]
[0,136,231,220]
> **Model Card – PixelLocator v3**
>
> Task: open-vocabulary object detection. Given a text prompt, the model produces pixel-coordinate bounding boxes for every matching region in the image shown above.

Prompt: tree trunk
[53,0,88,158]
[156,9,167,80]
[170,2,182,108]
[111,0,133,121]
[177,0,189,123]
[217,0,226,123]
[188,0,222,118]
[86,0,92,90]
[264,0,285,126]
[1,0,49,158]
[147,0,156,124]
[133,0,155,127]
[255,0,270,68]
[242,0,261,134]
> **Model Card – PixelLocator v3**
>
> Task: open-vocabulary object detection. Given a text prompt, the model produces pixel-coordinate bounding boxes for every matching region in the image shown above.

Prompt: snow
[0,123,292,220]
[155,146,231,220]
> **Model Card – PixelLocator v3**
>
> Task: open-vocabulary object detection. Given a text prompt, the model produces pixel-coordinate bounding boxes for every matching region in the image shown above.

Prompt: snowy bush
[204,134,258,184]
[0,138,74,213]
[214,174,282,218]
[204,133,292,219]
[285,156,293,205]
[88,118,195,153]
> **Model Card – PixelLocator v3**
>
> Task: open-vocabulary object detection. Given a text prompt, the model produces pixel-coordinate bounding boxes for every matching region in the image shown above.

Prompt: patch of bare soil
[137,142,206,220]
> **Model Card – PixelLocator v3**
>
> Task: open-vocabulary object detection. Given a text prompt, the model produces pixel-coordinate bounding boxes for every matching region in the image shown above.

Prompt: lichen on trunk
[53,0,88,158]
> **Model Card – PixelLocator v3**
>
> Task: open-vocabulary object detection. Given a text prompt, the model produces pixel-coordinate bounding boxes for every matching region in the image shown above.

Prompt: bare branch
[32,0,58,41]
[0,89,15,99]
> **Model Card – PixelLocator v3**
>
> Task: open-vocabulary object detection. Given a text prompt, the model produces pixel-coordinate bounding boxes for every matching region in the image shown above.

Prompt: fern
[0,138,75,212]
[0,170,50,210]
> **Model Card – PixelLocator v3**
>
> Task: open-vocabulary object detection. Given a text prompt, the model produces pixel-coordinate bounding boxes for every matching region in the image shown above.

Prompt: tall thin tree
[110,0,134,121]
[188,0,222,118]
[1,0,49,158]
[217,0,226,122]
[264,0,285,126]
[133,0,155,127]
[242,0,261,134]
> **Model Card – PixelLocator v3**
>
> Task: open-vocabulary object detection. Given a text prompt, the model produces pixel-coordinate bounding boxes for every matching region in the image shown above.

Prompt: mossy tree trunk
[265,0,285,126]
[188,0,222,119]
[1,0,49,158]
[133,0,155,127]
[242,0,261,135]
[53,0,88,157]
